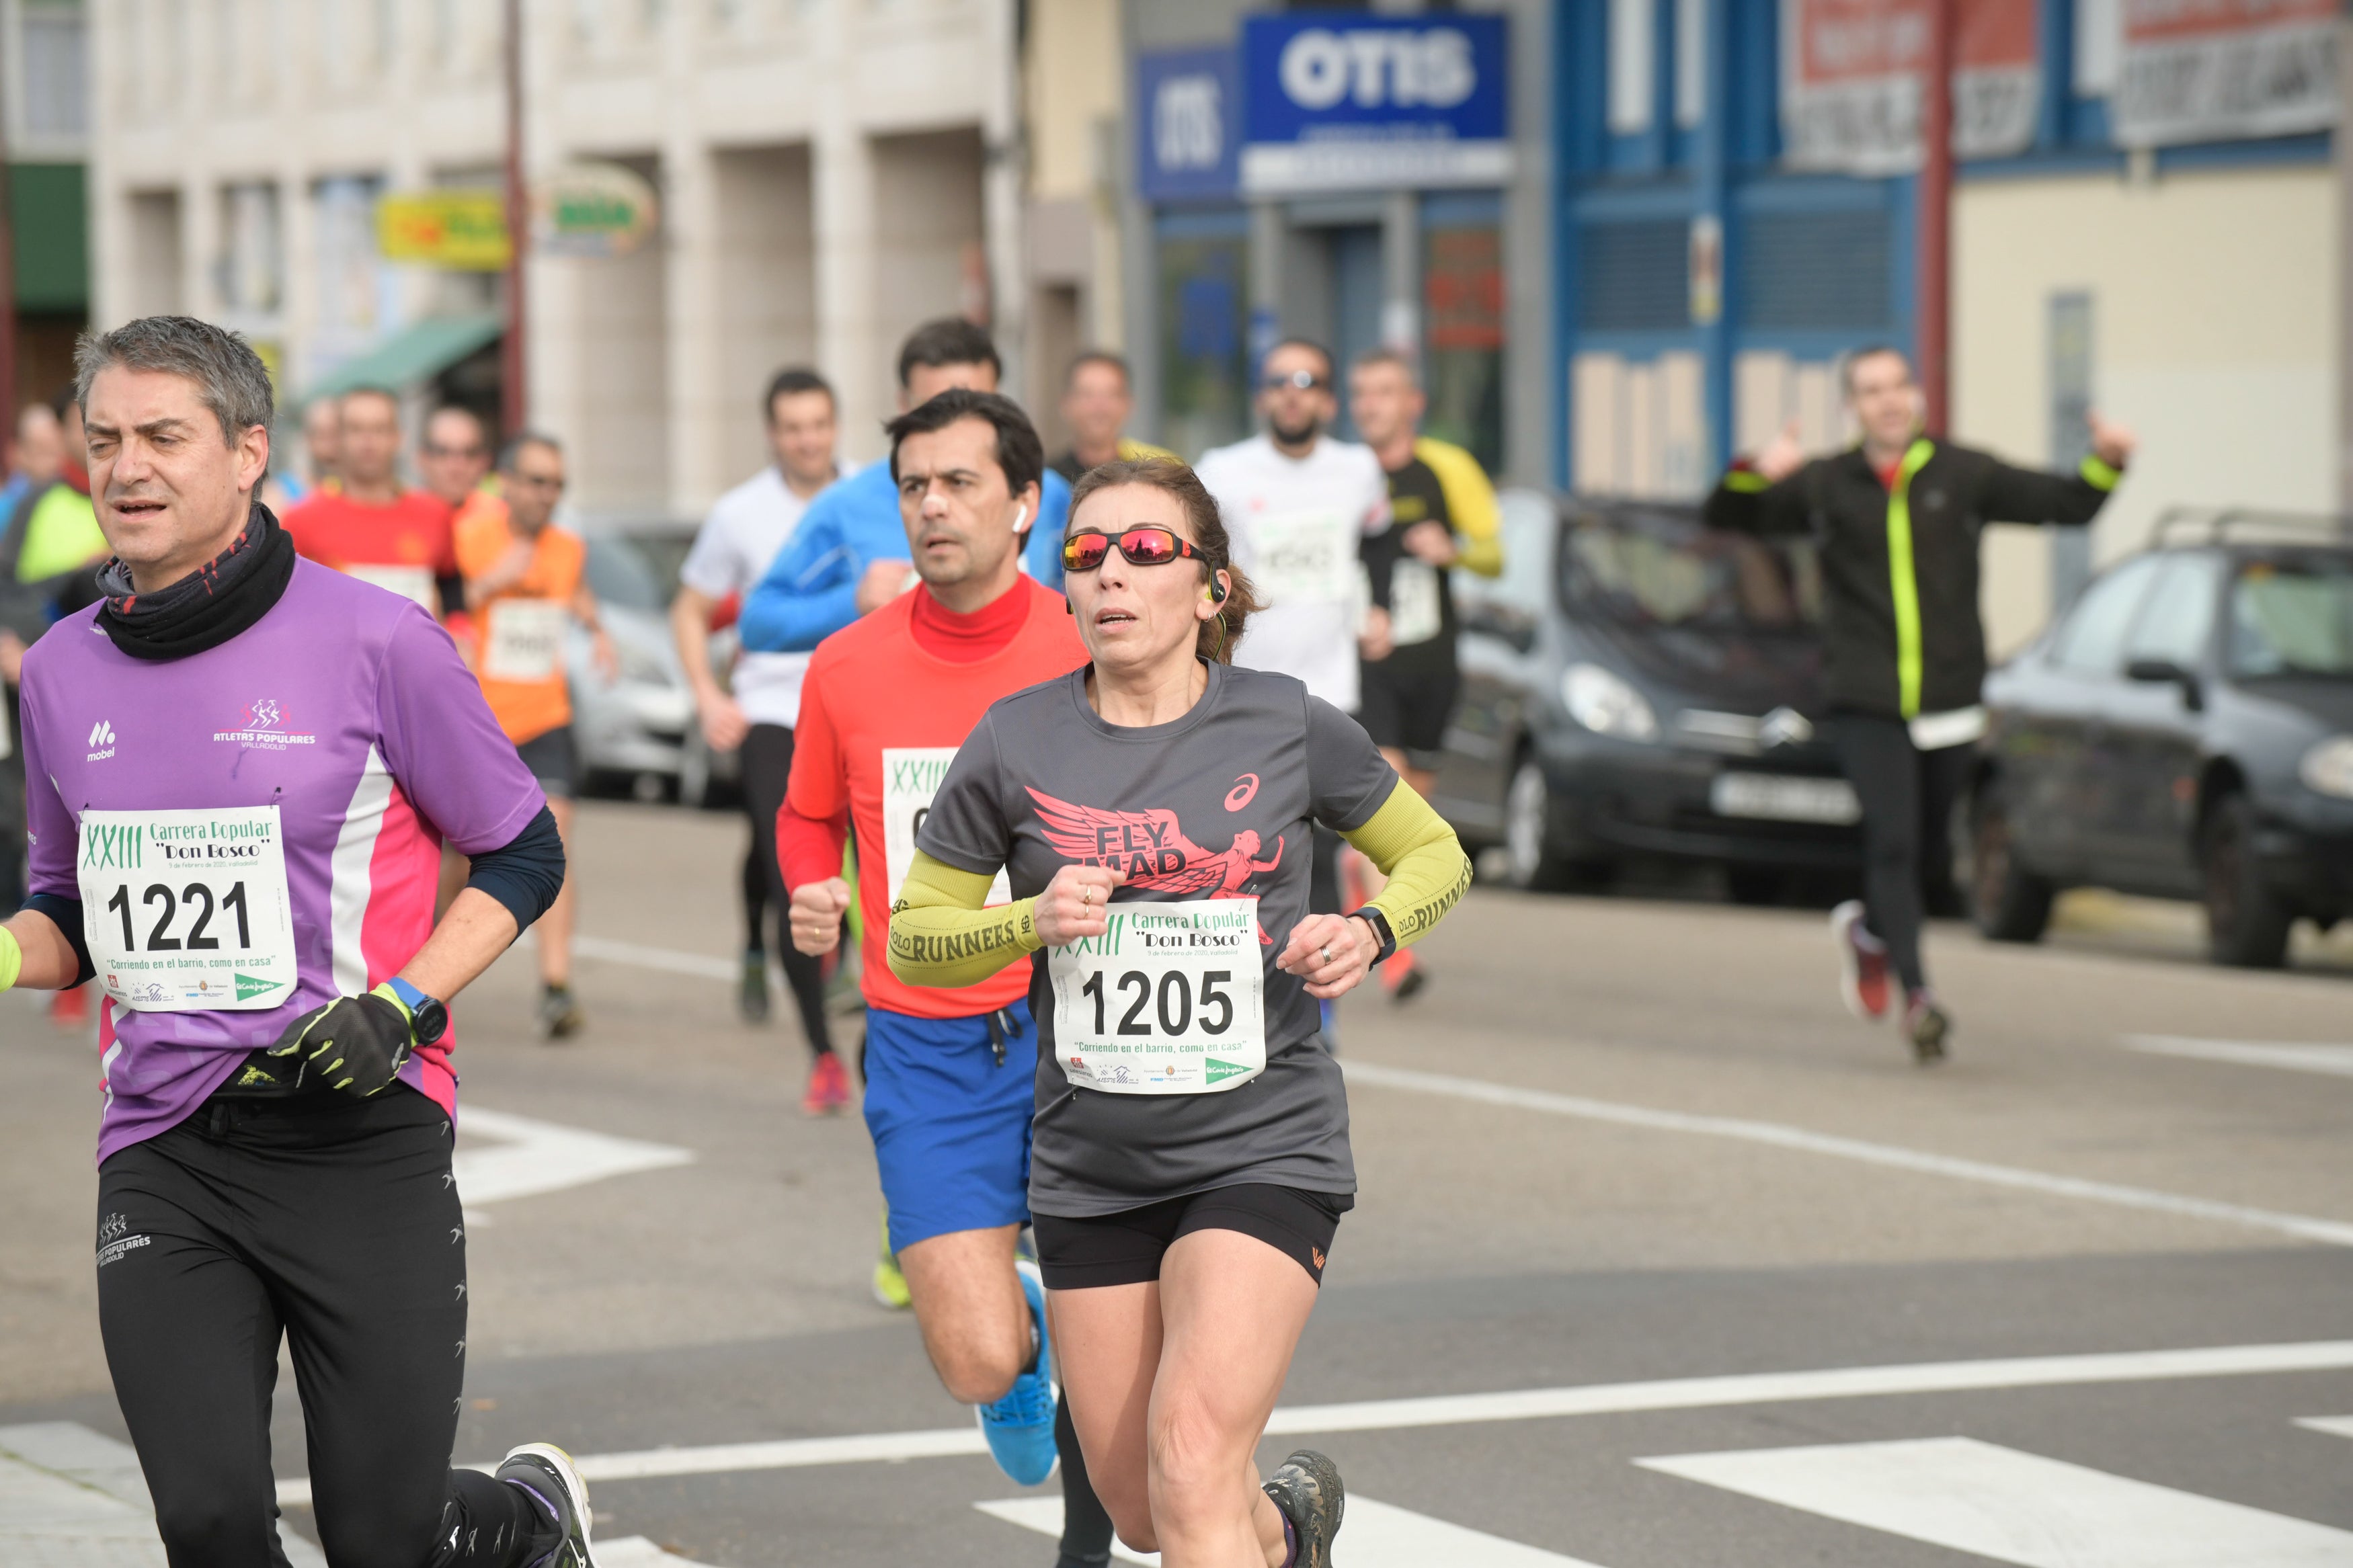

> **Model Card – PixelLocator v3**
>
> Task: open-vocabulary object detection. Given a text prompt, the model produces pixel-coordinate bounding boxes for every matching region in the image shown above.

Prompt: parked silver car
[571,531,737,804]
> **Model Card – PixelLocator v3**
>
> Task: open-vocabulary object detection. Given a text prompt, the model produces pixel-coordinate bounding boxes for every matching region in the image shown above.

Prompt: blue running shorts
[863,1001,1037,1254]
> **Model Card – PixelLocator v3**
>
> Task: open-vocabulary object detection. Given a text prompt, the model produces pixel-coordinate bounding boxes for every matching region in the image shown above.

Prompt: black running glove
[268,984,417,1098]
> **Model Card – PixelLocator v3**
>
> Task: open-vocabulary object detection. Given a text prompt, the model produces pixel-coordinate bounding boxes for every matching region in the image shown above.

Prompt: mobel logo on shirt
[212,697,317,749]
[85,719,116,761]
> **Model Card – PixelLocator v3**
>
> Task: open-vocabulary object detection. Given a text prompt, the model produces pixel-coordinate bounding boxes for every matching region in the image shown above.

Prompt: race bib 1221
[76,805,299,1012]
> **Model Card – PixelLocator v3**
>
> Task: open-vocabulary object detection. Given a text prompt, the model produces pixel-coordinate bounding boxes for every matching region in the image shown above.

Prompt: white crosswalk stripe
[2297,1415,2353,1439]
[1639,1436,2353,1567]
[978,1493,1605,1566]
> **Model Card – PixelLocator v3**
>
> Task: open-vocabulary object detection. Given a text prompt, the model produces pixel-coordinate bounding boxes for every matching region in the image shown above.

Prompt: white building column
[814,123,879,462]
[664,136,725,517]
[980,0,1027,402]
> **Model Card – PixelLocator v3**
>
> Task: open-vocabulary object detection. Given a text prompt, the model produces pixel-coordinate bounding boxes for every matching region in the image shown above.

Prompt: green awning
[301,313,504,405]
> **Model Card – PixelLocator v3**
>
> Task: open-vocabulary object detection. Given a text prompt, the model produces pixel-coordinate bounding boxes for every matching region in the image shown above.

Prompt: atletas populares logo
[214,697,317,749]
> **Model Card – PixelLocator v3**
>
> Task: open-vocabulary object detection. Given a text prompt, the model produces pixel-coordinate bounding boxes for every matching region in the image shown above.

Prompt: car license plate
[1709,772,1861,825]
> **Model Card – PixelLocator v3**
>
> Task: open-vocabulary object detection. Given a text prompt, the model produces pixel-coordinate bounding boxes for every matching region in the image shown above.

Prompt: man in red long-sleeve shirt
[778,388,1110,1563]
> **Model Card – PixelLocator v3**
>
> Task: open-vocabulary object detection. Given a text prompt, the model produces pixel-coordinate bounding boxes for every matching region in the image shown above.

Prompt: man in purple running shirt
[0,317,601,1567]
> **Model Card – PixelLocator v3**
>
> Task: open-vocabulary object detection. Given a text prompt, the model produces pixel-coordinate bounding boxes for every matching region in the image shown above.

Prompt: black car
[1973,514,2353,966]
[1429,491,1862,899]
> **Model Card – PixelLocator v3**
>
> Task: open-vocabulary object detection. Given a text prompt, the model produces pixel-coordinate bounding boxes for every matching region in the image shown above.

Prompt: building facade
[1119,0,1554,485]
[89,0,1121,526]
[1557,0,2341,649]
[7,0,90,409]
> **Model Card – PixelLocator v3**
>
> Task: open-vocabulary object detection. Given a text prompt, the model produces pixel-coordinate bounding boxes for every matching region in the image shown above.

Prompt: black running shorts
[1357,657,1460,754]
[514,725,579,799]
[1033,1184,1352,1290]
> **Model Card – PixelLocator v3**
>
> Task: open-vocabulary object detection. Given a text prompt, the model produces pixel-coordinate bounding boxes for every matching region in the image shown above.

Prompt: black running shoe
[1904,989,1951,1065]
[737,951,770,1024]
[536,985,584,1042]
[1263,1449,1345,1568]
[493,1442,596,1567]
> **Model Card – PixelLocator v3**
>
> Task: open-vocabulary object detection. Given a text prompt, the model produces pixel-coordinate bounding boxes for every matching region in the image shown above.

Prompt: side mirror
[2125,657,2204,712]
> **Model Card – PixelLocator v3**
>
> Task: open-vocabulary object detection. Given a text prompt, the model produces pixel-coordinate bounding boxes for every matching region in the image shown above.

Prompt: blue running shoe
[975,1258,1060,1486]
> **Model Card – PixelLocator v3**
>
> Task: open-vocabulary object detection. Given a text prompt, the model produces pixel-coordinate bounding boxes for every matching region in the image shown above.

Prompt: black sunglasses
[1060,527,1209,574]
[1262,369,1327,392]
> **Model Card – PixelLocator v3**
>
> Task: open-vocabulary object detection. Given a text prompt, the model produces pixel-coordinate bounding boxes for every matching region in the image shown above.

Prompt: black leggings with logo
[95,1087,551,1568]
[1831,712,1974,994]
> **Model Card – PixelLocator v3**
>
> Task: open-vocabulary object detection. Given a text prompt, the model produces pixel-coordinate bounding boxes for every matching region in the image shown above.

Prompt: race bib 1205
[76,805,298,1012]
[1048,897,1265,1095]
[882,747,1010,905]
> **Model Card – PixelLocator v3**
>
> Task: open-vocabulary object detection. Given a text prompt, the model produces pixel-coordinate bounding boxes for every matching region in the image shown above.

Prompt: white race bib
[1048,897,1265,1095]
[881,747,1010,905]
[1389,559,1444,646]
[77,806,299,1012]
[1252,511,1358,606]
[344,563,437,614]
[483,599,569,682]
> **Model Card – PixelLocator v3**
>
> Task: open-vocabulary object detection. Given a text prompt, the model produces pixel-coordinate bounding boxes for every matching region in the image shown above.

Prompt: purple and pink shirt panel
[21,560,547,1164]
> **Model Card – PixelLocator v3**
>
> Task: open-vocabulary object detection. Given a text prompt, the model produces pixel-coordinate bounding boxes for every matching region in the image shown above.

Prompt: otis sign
[1240,12,1510,197]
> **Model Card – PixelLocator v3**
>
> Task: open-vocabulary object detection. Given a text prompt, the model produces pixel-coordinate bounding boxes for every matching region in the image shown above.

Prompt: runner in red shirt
[283,388,458,618]
[779,389,1113,1563]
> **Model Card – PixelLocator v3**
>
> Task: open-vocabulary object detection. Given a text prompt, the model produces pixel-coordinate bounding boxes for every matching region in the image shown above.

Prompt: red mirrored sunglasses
[1060,526,1208,574]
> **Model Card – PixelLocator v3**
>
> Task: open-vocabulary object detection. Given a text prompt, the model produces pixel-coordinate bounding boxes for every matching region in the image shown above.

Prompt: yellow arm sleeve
[1341,780,1474,948]
[886,852,1042,989]
[1415,437,1504,579]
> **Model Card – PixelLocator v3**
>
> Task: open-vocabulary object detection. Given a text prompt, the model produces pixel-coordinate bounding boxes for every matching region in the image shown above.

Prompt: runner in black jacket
[1704,345,2134,1061]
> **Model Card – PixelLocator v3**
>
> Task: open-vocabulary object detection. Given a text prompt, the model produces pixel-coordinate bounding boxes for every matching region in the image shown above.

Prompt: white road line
[273,1338,2353,1504]
[453,1108,694,1208]
[2124,1035,2353,1079]
[1340,1059,2353,1248]
[565,934,739,983]
[1638,1436,2353,1566]
[597,1538,726,1567]
[2295,1415,2353,1439]
[978,1493,1606,1566]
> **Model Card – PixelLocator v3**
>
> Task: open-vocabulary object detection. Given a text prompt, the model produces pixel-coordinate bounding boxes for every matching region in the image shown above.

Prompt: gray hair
[73,316,275,446]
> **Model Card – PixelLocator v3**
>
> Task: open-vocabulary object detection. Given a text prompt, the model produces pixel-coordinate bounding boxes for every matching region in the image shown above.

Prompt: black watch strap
[1355,906,1398,966]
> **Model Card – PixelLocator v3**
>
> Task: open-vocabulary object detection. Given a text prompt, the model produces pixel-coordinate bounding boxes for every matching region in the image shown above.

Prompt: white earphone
[1010,503,1029,534]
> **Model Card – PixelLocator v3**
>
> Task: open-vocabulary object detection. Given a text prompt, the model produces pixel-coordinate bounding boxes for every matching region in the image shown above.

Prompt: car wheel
[2201,792,2292,968]
[1503,757,1569,891]
[1970,784,2053,944]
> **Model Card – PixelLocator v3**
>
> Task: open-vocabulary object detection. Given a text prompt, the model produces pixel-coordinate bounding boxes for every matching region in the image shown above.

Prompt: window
[1156,232,1250,461]
[22,5,88,137]
[2123,555,2223,669]
[2229,562,2353,679]
[220,182,285,314]
[2052,555,2160,674]
[1607,0,1654,134]
[1673,0,1704,129]
[2074,0,2121,97]
[1423,222,1504,475]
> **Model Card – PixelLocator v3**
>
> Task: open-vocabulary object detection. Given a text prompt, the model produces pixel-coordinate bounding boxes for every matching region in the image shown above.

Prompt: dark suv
[1428,491,1860,900]
[1974,513,2353,966]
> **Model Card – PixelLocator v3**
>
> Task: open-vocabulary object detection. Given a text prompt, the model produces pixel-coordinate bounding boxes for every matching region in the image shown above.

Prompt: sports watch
[384,977,450,1046]
[1352,907,1398,966]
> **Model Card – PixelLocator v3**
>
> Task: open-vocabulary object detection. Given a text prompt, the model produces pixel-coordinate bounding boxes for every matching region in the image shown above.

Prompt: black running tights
[95,1088,551,1568]
[1830,712,1974,994]
[742,722,835,1057]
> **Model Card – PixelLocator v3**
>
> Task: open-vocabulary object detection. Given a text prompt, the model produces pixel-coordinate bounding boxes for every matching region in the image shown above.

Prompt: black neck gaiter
[95,502,297,662]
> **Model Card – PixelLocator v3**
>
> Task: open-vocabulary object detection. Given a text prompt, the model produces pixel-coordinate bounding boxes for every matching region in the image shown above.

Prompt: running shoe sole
[1264,1448,1345,1568]
[494,1441,598,1567]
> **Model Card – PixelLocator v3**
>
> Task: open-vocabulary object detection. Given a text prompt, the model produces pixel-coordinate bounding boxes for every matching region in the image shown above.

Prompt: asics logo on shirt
[86,719,116,761]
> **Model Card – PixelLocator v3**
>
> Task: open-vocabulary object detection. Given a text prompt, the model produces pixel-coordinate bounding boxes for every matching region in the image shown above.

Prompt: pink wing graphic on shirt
[1027,787,1283,899]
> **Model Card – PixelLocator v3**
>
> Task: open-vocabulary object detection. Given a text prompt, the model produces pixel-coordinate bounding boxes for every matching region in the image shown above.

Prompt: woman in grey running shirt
[890,458,1469,1568]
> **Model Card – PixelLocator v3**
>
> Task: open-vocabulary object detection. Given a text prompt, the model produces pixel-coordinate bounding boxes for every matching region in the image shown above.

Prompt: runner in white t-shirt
[671,368,856,1113]
[1195,338,1392,961]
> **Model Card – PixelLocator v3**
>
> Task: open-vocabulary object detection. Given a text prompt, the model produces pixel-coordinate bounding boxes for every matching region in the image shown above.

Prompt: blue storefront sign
[1136,47,1242,204]
[1239,12,1511,197]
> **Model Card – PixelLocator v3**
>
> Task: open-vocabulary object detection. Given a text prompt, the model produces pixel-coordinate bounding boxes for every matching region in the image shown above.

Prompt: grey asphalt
[5,798,2350,1566]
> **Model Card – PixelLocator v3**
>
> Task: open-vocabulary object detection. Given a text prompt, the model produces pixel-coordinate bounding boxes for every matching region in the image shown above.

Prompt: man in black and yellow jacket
[1704,345,2135,1061]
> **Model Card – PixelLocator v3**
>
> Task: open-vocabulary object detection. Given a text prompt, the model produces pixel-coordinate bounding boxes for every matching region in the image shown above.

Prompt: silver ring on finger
[1320,944,1333,964]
